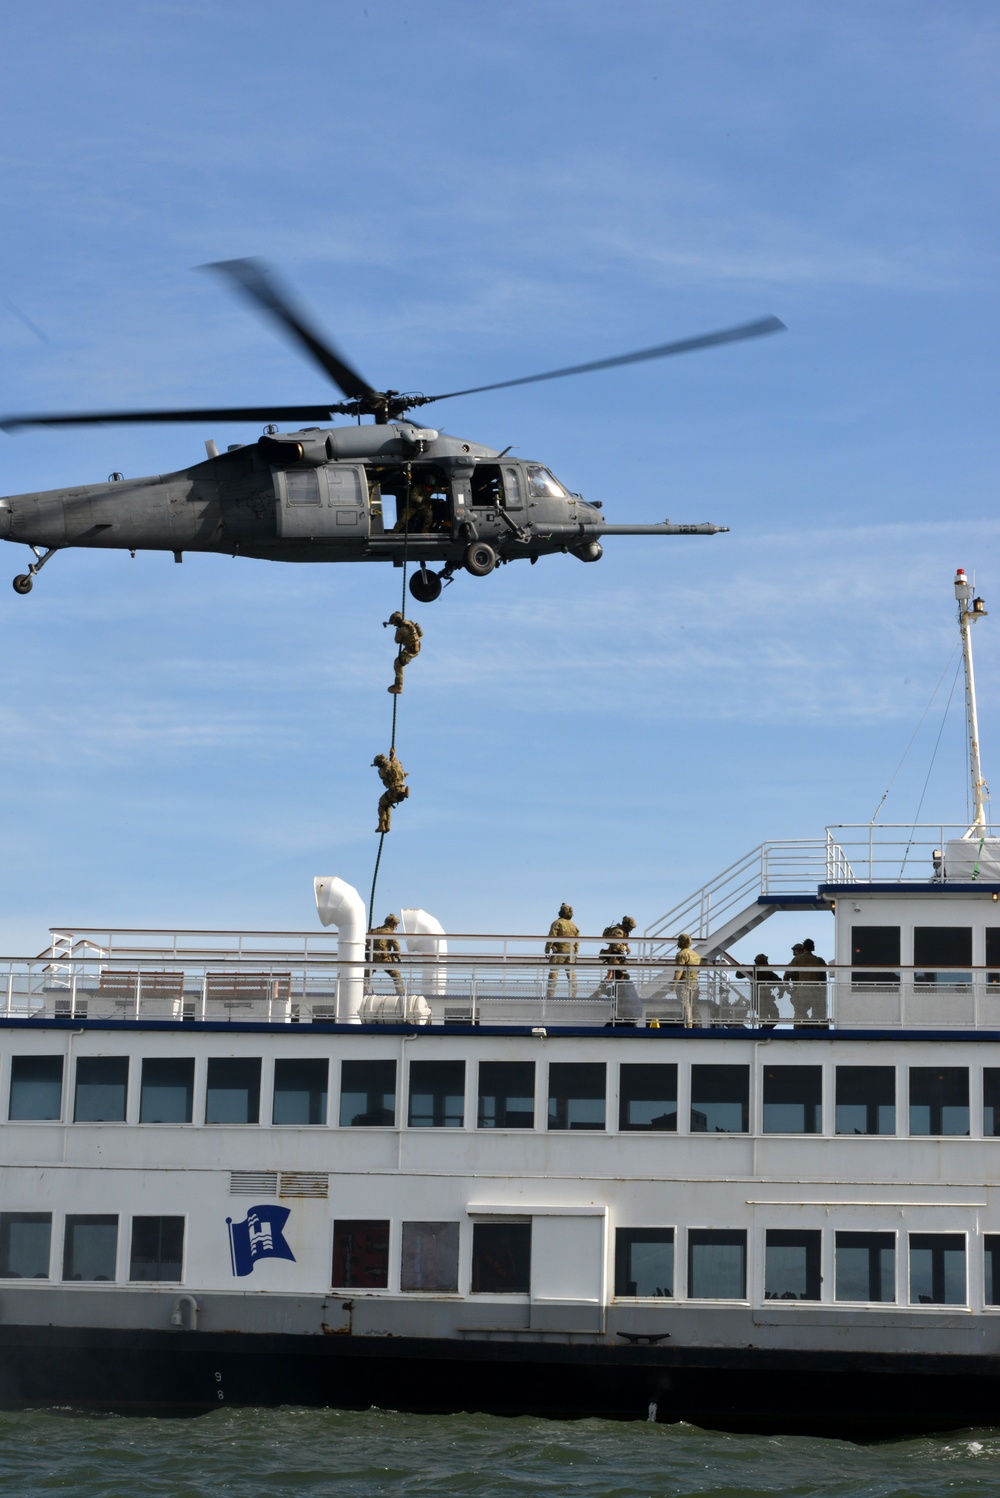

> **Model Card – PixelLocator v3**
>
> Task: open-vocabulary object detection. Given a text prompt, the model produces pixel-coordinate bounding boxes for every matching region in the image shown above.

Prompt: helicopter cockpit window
[525,465,568,501]
[285,471,321,506]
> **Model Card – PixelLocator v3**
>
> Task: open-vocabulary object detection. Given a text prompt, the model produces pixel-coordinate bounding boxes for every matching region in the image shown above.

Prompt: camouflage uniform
[601,915,636,981]
[673,934,702,1028]
[792,943,828,1023]
[736,955,783,1026]
[387,612,423,695]
[368,915,404,996]
[394,482,435,534]
[373,749,409,833]
[545,903,580,998]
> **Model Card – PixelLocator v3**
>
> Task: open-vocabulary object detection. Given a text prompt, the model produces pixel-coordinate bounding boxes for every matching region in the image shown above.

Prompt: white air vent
[279,1172,329,1199]
[229,1170,278,1195]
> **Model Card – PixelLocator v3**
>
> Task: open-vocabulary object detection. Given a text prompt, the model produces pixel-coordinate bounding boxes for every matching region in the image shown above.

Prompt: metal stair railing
[645,838,848,956]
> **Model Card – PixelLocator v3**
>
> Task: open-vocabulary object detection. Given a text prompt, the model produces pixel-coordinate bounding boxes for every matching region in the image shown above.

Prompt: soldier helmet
[620,916,637,933]
[558,903,573,919]
[754,953,769,965]
[802,938,816,952]
[677,933,692,949]
[383,914,398,927]
[372,753,388,767]
[388,611,404,624]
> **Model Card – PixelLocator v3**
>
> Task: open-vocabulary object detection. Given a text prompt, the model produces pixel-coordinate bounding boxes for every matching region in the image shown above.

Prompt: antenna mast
[954,567,990,833]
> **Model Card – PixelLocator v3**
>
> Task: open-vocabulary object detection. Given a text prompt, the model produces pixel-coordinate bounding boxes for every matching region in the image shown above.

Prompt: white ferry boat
[2,571,1000,1437]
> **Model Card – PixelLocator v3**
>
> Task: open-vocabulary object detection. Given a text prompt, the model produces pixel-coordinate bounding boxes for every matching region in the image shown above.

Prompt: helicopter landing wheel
[12,574,33,595]
[464,542,496,577]
[409,568,443,604]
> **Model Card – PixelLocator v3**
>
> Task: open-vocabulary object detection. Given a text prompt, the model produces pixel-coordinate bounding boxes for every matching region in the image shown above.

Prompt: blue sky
[0,0,997,959]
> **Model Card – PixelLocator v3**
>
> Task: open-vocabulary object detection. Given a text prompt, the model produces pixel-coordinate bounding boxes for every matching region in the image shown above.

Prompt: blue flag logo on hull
[227,1205,296,1277]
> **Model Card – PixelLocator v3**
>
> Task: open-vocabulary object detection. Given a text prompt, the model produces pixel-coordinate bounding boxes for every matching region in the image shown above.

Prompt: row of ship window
[1,1211,997,1307]
[4,1055,1000,1135]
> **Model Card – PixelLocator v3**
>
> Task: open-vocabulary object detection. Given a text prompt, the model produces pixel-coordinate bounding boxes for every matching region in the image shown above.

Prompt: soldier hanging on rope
[373,747,409,834]
[384,611,423,695]
[367,912,405,997]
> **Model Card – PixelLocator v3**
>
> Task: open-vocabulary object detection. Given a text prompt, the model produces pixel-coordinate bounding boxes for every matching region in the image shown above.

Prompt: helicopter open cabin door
[274,465,367,539]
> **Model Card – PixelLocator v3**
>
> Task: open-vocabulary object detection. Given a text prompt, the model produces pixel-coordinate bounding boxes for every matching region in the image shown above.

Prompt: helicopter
[0,260,785,604]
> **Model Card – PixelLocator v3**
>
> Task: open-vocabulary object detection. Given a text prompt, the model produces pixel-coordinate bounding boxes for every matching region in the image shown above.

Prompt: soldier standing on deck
[368,913,404,997]
[373,749,409,833]
[545,903,580,998]
[601,916,637,982]
[673,933,703,1028]
[386,611,423,695]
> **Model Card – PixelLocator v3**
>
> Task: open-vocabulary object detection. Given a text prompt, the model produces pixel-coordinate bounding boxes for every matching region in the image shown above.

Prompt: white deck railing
[0,934,997,1029]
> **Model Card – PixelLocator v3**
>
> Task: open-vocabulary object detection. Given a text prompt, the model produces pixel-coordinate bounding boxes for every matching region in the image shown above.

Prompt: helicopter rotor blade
[202,258,377,402]
[0,404,349,432]
[419,315,786,406]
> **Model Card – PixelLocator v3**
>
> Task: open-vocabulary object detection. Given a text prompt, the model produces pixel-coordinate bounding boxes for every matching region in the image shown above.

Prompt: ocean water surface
[1,1408,999,1498]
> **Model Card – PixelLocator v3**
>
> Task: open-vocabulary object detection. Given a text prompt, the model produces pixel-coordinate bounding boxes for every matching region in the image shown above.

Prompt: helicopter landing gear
[409,565,444,605]
[12,546,59,596]
[464,541,496,578]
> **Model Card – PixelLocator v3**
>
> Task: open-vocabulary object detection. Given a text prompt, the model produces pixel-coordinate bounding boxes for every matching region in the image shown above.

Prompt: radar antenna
[954,567,990,834]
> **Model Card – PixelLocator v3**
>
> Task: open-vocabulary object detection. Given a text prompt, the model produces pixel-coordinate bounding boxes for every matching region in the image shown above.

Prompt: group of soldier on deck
[365,901,828,1025]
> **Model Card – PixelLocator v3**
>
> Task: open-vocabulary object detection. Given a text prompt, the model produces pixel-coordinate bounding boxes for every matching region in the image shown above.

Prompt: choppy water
[1,1408,1000,1498]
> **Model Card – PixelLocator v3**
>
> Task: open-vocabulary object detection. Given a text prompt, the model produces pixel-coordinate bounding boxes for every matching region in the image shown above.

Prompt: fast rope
[368,514,411,929]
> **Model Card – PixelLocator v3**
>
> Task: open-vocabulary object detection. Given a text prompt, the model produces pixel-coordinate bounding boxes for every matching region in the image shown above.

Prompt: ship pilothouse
[3,569,1000,1436]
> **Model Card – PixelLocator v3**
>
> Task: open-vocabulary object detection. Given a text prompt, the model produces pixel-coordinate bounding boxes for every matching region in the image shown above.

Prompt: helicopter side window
[285,471,321,506]
[503,466,523,509]
[470,465,504,508]
[526,464,568,501]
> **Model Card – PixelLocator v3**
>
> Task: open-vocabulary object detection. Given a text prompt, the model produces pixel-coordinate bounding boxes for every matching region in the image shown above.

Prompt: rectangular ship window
[140,1058,194,1124]
[9,1055,63,1120]
[851,925,901,983]
[619,1064,678,1131]
[477,1061,535,1128]
[63,1214,118,1281]
[909,1233,966,1305]
[985,1236,1000,1304]
[74,1057,128,1122]
[272,1059,328,1125]
[762,1066,822,1134]
[690,1064,749,1133]
[984,1069,1000,1137]
[471,1221,531,1293]
[913,926,972,986]
[0,1212,51,1278]
[340,1059,396,1127]
[835,1231,895,1302]
[205,1058,261,1124]
[400,1221,460,1292]
[615,1228,673,1297]
[687,1230,746,1299]
[835,1066,895,1135]
[547,1062,606,1131]
[909,1067,969,1135]
[408,1060,465,1127]
[987,928,1000,984]
[765,1229,821,1300]
[129,1216,184,1281]
[332,1220,389,1288]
